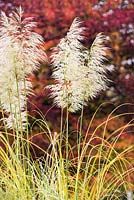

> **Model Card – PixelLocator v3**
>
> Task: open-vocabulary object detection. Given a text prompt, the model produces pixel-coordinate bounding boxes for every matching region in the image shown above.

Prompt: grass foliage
[0,107,134,200]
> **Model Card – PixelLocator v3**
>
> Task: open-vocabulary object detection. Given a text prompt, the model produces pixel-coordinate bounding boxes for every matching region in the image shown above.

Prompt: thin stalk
[60,107,64,154]
[12,56,27,169]
[8,88,20,159]
[23,70,31,175]
[74,102,84,200]
[65,106,69,200]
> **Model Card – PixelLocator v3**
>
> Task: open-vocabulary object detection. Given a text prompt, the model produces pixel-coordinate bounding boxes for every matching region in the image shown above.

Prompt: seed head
[48,18,111,112]
[0,7,47,130]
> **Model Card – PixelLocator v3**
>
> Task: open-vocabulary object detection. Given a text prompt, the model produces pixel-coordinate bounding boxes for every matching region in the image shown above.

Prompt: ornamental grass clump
[49,18,112,112]
[0,10,134,199]
[0,7,47,130]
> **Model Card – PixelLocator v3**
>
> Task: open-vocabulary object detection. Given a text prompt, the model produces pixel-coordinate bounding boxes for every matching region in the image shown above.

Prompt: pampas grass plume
[49,18,112,112]
[0,7,47,130]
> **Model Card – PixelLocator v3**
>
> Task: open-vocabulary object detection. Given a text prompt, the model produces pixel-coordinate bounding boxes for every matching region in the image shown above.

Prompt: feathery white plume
[0,7,47,130]
[49,18,111,112]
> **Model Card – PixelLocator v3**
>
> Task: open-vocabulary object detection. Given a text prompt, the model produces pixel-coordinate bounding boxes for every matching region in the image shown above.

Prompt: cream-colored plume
[0,7,47,130]
[49,18,111,112]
